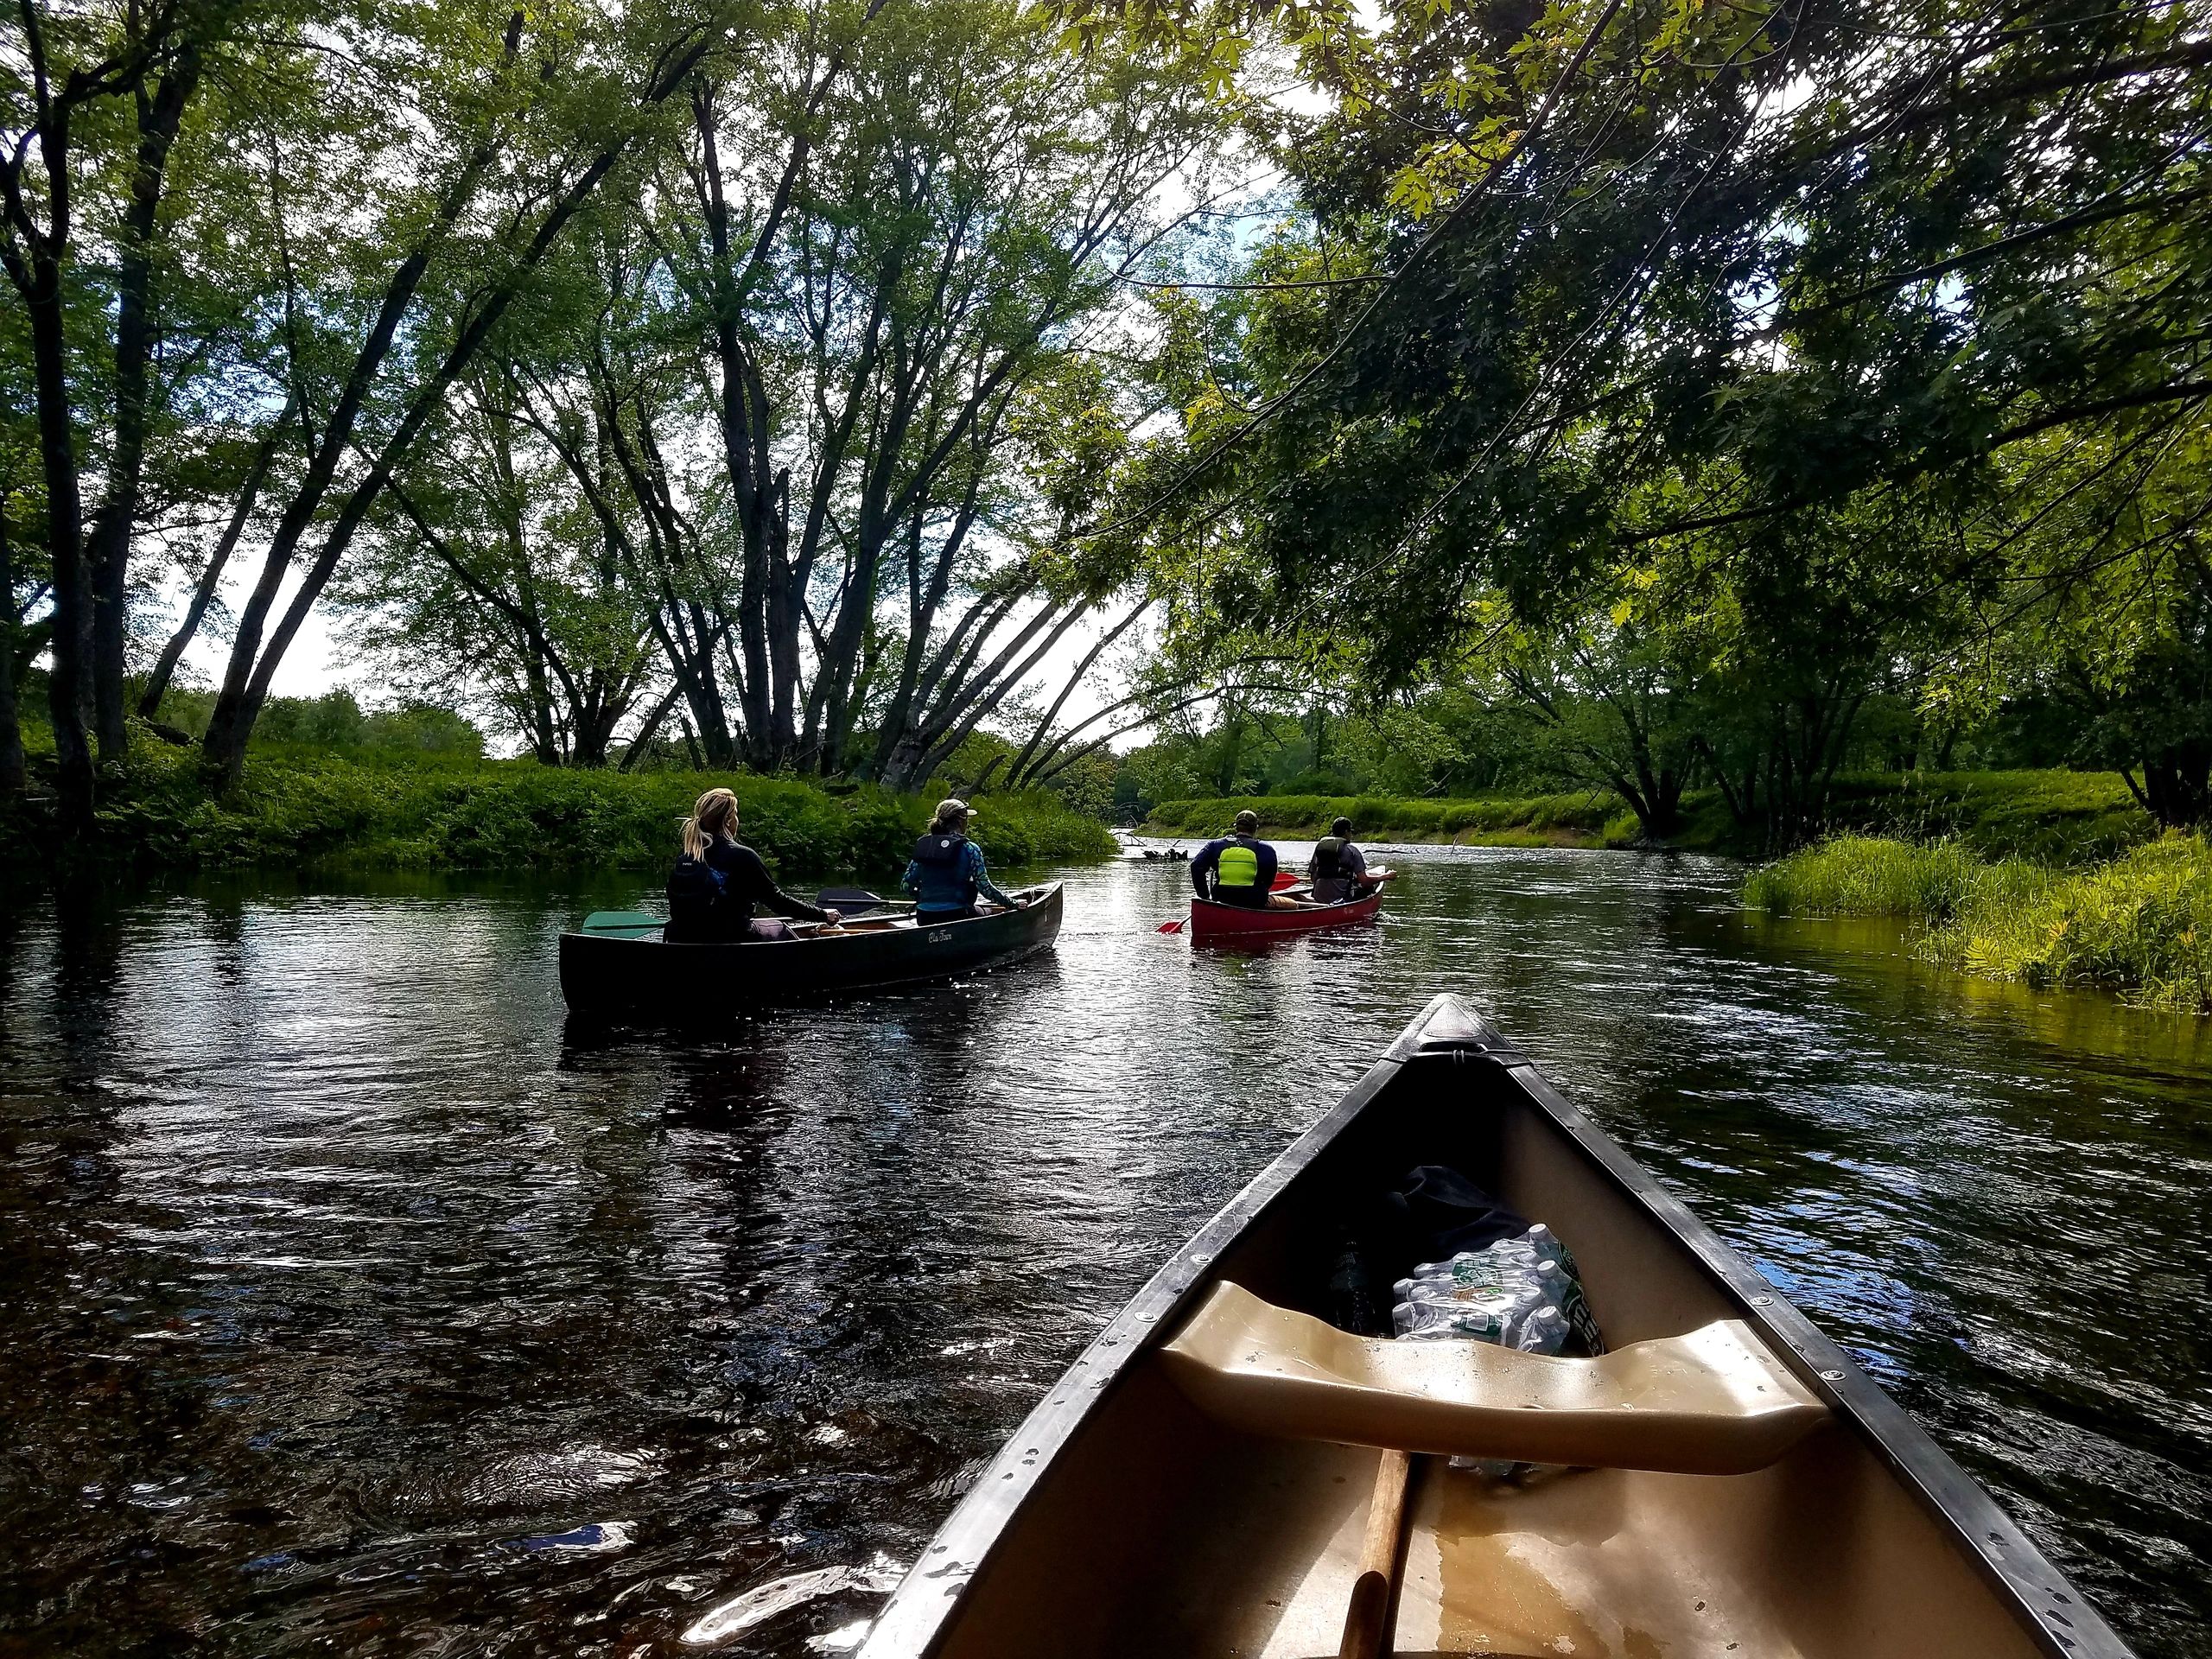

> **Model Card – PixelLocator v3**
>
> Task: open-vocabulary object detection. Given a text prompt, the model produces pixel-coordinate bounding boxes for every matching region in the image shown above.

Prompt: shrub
[6,741,1114,876]
[1144,791,1622,842]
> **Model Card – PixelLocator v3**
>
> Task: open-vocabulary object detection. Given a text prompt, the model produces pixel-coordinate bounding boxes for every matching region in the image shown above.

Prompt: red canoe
[1188,890,1382,940]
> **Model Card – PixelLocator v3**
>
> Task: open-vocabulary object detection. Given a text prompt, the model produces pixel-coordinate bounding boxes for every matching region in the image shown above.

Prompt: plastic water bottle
[1387,1229,1605,1357]
[1393,1300,1511,1342]
[1525,1223,1578,1277]
[1532,1256,1605,1355]
[1327,1234,1386,1337]
[1513,1304,1570,1354]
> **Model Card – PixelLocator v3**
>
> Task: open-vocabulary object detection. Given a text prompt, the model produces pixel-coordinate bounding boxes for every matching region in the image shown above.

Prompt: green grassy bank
[1,743,1116,877]
[1143,790,1636,847]
[1145,769,2152,860]
[1746,835,2212,1014]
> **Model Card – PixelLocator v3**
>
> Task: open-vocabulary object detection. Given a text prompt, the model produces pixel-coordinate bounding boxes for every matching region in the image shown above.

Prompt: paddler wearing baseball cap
[903,798,1021,922]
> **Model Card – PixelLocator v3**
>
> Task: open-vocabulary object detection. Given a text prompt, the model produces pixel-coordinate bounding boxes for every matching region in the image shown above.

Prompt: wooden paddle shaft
[1339,1447,1414,1659]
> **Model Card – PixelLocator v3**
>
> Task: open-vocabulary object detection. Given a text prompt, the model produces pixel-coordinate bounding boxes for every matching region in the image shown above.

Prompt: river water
[1,845,2206,1657]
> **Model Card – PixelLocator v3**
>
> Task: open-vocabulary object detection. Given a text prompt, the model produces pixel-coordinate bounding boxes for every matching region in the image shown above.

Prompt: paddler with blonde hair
[665,787,842,943]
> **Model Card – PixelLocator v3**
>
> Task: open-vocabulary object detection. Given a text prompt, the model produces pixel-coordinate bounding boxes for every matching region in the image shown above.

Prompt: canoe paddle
[1339,1448,1416,1659]
[816,887,913,916]
[580,910,664,936]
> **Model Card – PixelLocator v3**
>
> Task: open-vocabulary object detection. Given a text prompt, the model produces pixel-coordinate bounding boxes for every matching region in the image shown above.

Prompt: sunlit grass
[1747,834,2212,1015]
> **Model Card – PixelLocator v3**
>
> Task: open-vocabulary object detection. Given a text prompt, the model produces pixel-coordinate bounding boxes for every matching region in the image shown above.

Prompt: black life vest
[1313,836,1346,879]
[666,853,727,935]
[912,832,978,903]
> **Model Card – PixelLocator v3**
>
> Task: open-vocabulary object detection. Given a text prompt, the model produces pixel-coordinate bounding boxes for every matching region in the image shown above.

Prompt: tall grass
[5,742,1116,876]
[1746,834,2212,1014]
[1146,791,1626,842]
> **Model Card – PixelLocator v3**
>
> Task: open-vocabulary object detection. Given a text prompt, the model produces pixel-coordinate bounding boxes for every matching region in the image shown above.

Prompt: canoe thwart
[1159,1281,1827,1476]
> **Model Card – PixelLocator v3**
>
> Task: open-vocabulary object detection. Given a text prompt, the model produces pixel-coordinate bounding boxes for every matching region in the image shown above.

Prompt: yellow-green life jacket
[1216,842,1262,890]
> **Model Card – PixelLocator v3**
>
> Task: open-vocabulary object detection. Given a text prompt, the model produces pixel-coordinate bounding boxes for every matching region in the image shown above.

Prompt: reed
[1747,834,2212,1014]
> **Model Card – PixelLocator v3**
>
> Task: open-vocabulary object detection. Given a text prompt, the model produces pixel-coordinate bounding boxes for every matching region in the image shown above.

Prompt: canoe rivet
[1819,1370,1845,1382]
[1749,1296,1772,1306]
[1190,1254,1211,1264]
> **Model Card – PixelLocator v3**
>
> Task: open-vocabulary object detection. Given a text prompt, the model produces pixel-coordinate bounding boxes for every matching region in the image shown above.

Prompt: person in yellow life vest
[1190,810,1312,909]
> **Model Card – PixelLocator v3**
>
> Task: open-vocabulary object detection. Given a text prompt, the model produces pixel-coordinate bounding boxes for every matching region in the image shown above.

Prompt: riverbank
[0,744,1116,877]
[1746,834,2212,1014]
[1143,769,2152,859]
[1142,790,1632,847]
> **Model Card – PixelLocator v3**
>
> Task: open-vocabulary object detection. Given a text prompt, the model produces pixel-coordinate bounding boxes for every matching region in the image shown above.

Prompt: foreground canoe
[861,995,2124,1658]
[557,883,1062,1014]
[1189,889,1382,940]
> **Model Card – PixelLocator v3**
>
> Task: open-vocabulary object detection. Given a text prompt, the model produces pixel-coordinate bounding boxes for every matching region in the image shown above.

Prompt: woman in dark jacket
[666,787,842,942]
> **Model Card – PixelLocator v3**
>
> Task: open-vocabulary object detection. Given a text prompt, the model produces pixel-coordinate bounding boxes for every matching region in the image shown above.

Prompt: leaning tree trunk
[0,493,22,794]
[86,47,201,761]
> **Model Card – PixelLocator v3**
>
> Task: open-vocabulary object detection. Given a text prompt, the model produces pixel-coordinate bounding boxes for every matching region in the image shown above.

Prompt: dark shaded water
[2,847,2207,1657]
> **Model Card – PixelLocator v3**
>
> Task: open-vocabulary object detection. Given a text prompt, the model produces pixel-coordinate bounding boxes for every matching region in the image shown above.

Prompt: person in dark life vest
[665,787,843,943]
[1190,810,1313,909]
[904,798,1021,921]
[1308,816,1397,905]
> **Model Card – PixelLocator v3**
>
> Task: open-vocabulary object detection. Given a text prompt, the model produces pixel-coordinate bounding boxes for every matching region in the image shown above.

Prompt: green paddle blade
[581,910,664,935]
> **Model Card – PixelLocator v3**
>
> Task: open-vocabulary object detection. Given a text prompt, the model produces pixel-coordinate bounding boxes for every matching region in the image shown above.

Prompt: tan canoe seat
[1158,1281,1827,1476]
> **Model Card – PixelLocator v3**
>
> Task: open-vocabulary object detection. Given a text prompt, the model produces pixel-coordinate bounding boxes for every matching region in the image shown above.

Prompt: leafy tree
[1057,0,2210,846]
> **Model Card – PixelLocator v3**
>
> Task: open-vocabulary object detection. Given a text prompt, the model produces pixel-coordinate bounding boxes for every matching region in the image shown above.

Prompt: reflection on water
[1,849,2206,1656]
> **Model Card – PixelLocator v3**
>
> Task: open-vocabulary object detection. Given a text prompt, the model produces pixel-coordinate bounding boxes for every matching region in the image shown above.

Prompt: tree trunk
[2138,742,2212,827]
[22,254,96,825]
[200,13,537,784]
[86,46,202,761]
[139,397,291,721]
[0,492,22,794]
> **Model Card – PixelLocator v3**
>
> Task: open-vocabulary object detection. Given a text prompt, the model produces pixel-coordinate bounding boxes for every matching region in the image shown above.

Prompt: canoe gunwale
[860,1013,1411,1657]
[861,993,2128,1659]
[557,882,1064,1013]
[1484,1049,2120,1658]
[1187,891,1383,938]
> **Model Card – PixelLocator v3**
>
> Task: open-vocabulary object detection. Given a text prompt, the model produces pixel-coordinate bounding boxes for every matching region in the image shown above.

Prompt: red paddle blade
[1271,871,1299,890]
[1156,918,1185,934]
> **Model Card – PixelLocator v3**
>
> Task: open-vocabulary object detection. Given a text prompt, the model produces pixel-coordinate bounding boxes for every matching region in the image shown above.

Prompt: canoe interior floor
[1100,1425,1834,1657]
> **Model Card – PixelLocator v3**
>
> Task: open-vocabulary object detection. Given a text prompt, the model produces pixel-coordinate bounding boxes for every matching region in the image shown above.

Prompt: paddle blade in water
[1156,919,1185,934]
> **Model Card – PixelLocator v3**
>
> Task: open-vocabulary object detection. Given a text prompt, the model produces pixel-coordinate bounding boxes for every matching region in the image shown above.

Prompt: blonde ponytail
[683,788,739,860]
